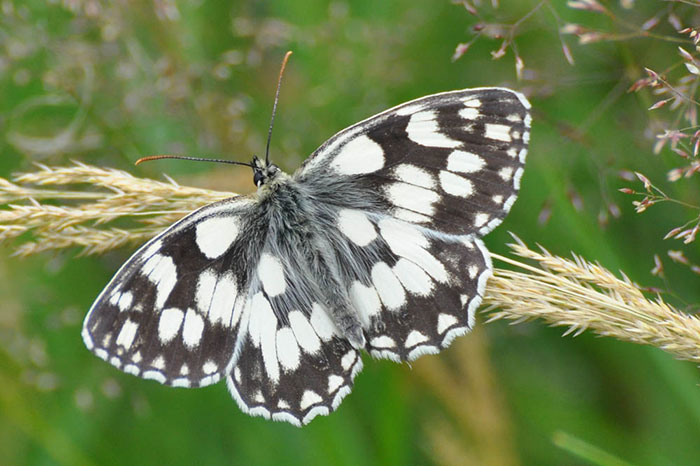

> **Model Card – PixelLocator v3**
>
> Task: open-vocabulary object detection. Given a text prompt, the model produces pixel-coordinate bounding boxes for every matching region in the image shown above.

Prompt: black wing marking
[295,88,530,236]
[82,196,259,387]
[319,211,490,361]
[225,276,363,426]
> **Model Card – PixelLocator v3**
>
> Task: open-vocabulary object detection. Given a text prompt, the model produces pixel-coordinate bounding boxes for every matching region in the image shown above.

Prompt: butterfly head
[252,155,282,188]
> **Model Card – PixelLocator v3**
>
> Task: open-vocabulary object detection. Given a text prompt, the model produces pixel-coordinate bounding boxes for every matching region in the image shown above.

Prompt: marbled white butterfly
[82,60,531,426]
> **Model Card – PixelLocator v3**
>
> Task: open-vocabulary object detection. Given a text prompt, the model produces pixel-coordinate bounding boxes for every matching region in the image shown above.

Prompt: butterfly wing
[294,87,530,360]
[225,278,363,426]
[82,196,258,387]
[84,194,365,425]
[295,87,530,236]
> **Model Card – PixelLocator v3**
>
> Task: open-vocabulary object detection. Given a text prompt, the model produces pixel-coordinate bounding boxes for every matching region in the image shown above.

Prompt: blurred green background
[1,1,700,465]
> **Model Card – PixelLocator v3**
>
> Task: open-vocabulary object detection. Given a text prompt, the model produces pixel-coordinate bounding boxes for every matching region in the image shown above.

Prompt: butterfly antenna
[135,154,253,167]
[265,50,293,165]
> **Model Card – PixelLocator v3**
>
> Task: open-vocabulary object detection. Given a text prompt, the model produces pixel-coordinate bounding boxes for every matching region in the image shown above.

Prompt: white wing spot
[474,213,490,228]
[117,292,133,312]
[277,399,290,410]
[203,360,218,374]
[258,296,280,384]
[437,313,458,334]
[462,97,482,107]
[393,208,431,224]
[447,150,486,174]
[341,351,356,371]
[182,308,204,348]
[393,259,433,296]
[158,307,184,344]
[195,270,217,315]
[503,195,517,212]
[492,194,503,205]
[276,327,301,371]
[310,304,336,341]
[514,167,524,190]
[371,262,406,311]
[379,218,448,283]
[143,371,166,384]
[124,364,140,376]
[337,209,377,247]
[394,164,435,189]
[257,253,286,297]
[288,310,322,355]
[151,355,165,370]
[349,281,382,326]
[468,265,479,279]
[439,170,474,198]
[406,110,462,148]
[116,319,138,350]
[300,390,323,410]
[385,182,440,217]
[485,123,512,142]
[330,134,385,175]
[248,291,272,348]
[328,375,344,394]
[195,215,240,259]
[370,335,396,348]
[405,330,429,347]
[208,272,237,326]
[459,107,480,120]
[180,364,189,375]
[499,166,514,181]
[142,254,177,309]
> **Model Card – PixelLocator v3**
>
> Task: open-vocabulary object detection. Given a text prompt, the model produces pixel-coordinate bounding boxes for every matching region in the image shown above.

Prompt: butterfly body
[83,87,531,425]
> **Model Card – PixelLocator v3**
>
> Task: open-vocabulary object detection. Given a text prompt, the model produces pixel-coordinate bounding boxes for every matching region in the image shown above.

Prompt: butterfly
[82,81,530,426]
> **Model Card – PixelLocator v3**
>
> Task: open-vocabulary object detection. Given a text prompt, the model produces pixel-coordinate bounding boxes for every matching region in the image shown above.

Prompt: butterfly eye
[253,171,263,187]
[254,171,264,186]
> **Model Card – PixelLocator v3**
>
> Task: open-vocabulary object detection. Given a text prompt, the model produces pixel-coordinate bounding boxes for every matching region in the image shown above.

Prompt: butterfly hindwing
[82,196,257,387]
[226,283,363,426]
[321,210,491,361]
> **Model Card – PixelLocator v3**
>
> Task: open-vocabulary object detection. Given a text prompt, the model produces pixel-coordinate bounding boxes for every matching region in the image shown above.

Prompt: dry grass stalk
[485,238,700,364]
[1,163,698,365]
[0,162,233,255]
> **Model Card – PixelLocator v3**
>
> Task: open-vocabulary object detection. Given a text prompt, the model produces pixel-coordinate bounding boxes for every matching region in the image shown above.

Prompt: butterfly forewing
[295,88,530,236]
[83,197,257,387]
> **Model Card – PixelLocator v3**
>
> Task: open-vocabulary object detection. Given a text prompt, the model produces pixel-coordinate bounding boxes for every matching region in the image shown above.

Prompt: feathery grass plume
[0,162,233,255]
[1,163,699,364]
[485,237,700,364]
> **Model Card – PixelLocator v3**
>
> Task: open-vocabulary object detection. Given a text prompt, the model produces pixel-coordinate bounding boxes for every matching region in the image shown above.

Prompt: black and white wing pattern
[294,87,530,361]
[83,86,530,427]
[296,87,530,236]
[83,197,257,388]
